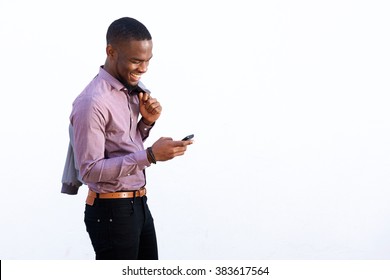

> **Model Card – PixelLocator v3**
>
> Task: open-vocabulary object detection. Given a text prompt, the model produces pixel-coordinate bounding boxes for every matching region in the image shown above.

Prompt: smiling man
[69,17,193,260]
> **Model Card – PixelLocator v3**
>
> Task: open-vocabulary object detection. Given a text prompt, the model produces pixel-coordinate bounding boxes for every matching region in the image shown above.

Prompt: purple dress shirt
[70,67,153,193]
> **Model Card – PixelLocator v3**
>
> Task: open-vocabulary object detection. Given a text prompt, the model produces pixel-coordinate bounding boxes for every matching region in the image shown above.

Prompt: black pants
[84,195,158,260]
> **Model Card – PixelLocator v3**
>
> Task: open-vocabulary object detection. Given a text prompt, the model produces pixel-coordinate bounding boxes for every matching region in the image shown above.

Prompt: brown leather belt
[86,187,147,206]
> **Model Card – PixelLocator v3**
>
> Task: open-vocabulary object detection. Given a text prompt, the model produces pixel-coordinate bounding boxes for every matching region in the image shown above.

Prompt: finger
[144,97,157,107]
[172,140,193,147]
[138,92,150,104]
[142,92,150,102]
[173,145,192,156]
[145,99,162,113]
[160,137,173,141]
[147,103,162,114]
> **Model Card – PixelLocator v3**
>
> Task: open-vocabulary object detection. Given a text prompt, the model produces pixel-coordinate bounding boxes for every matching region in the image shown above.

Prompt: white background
[0,0,389,260]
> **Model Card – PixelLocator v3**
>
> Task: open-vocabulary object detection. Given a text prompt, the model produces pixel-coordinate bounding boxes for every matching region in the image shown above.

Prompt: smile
[130,73,141,79]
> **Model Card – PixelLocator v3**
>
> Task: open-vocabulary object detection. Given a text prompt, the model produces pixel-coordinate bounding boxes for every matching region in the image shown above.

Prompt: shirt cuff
[136,149,151,169]
[138,119,154,139]
[140,118,154,129]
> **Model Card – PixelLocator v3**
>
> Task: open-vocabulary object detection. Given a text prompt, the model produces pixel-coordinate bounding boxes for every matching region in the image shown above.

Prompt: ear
[106,44,116,58]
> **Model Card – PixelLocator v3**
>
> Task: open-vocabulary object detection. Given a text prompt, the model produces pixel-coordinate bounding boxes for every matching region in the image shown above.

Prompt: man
[68,17,193,260]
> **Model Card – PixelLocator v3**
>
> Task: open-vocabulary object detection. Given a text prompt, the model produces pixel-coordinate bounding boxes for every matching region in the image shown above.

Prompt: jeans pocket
[84,206,111,253]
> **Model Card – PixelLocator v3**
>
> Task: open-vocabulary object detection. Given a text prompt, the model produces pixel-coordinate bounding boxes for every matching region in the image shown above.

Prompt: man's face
[109,39,153,88]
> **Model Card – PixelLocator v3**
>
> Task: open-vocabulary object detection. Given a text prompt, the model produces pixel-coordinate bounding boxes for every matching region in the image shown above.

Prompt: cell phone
[182,134,194,141]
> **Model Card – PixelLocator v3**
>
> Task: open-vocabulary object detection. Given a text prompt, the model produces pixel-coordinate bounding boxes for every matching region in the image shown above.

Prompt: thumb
[138,92,144,103]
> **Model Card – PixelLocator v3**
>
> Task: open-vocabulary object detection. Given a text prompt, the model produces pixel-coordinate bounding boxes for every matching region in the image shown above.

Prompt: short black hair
[106,17,152,46]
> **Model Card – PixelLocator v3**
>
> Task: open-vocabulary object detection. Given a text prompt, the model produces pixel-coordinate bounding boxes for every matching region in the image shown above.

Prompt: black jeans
[84,195,158,260]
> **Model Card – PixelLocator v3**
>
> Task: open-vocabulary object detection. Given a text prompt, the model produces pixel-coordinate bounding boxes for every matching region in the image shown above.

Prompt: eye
[130,60,142,65]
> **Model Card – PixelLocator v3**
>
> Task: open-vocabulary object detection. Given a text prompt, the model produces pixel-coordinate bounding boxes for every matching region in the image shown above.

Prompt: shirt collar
[98,66,150,94]
[98,66,125,91]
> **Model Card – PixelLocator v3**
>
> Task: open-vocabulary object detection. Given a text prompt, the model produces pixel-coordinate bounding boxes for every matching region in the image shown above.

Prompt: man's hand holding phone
[150,135,194,162]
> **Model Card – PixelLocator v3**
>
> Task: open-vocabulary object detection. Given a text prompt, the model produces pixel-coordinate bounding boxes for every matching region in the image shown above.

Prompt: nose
[138,61,148,73]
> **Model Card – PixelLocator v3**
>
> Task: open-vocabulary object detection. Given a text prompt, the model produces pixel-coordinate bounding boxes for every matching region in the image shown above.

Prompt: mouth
[130,72,142,81]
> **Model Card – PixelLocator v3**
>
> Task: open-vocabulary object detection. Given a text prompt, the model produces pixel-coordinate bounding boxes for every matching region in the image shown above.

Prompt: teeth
[131,73,140,78]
